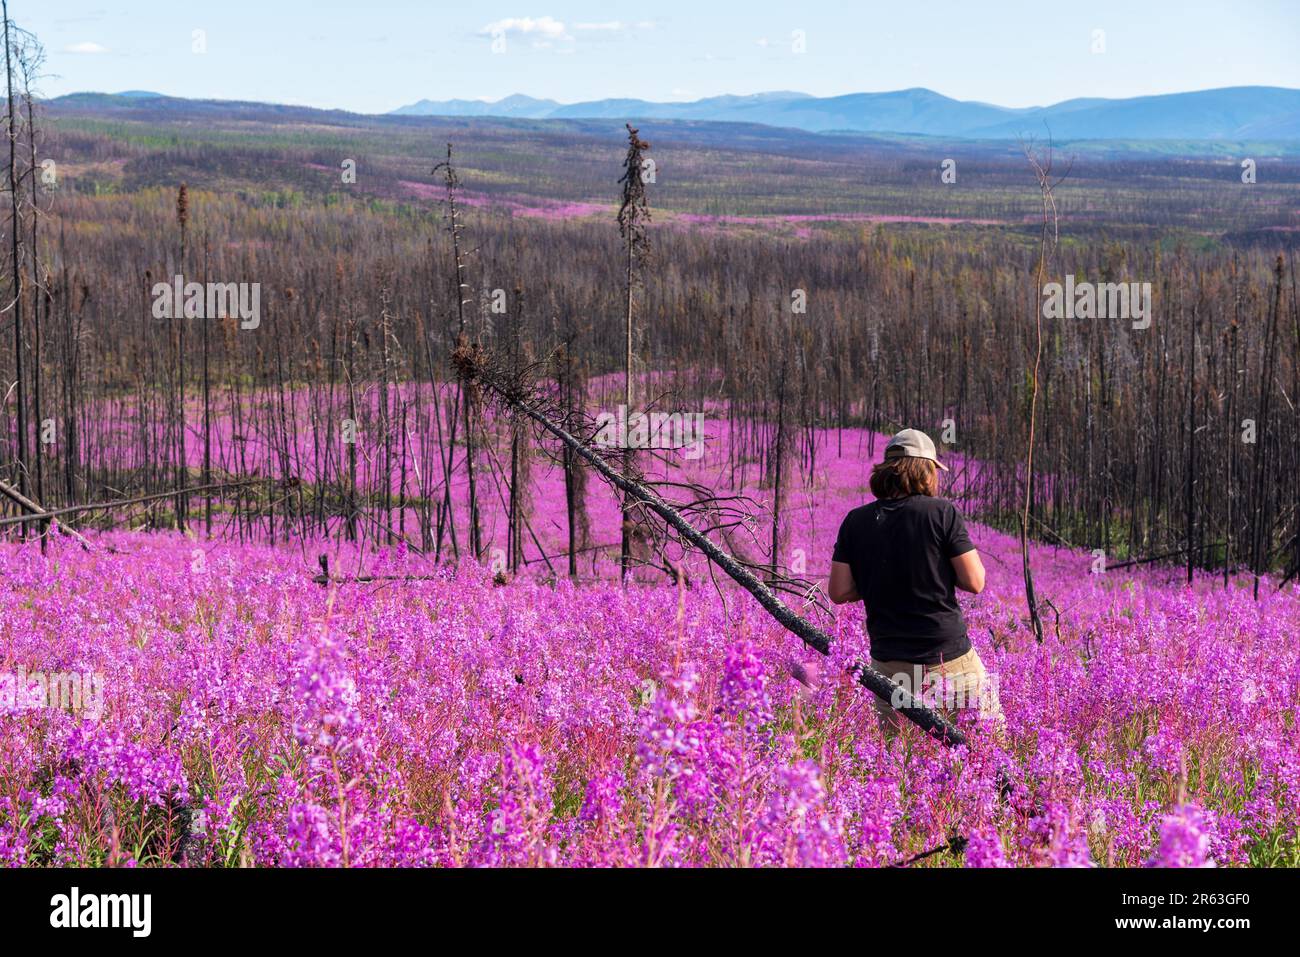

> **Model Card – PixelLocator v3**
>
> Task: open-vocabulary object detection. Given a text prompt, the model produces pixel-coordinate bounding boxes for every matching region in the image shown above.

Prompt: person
[828,428,1001,732]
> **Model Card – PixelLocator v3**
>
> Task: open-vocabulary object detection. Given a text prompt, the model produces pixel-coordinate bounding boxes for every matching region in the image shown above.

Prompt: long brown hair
[870,455,938,499]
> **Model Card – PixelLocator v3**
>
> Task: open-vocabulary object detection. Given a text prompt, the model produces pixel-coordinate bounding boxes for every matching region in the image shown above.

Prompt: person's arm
[951,549,985,594]
[943,503,984,593]
[829,512,862,604]
[828,561,861,604]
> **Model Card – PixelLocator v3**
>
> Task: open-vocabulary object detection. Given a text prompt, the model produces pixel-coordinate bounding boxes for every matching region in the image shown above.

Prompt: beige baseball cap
[884,428,949,471]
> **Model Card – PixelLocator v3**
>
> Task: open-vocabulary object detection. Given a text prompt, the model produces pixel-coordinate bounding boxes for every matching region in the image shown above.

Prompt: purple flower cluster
[1147,805,1216,868]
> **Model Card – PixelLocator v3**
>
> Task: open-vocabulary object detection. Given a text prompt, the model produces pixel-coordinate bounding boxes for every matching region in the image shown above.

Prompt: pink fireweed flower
[291,618,363,763]
[282,801,340,867]
[61,724,190,808]
[964,827,1011,868]
[636,692,703,781]
[1025,801,1094,867]
[758,760,846,867]
[474,744,554,866]
[579,773,624,824]
[720,641,772,726]
[1146,804,1216,868]
[1141,730,1185,777]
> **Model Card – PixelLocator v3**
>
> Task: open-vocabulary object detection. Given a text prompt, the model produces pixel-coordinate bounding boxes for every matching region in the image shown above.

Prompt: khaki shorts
[869,647,1003,733]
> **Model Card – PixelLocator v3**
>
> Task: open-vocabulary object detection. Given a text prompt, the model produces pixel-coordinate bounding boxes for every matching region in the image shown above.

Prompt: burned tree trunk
[616,123,651,582]
[3,0,27,514]
[434,145,482,561]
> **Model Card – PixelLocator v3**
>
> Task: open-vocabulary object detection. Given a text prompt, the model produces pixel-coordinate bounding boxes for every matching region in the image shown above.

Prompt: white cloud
[478,14,652,50]
[65,41,109,54]
[480,16,569,41]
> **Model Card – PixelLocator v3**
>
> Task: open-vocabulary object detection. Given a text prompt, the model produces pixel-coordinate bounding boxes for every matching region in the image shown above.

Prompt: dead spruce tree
[433,143,481,560]
[174,183,189,530]
[505,285,533,573]
[616,123,651,582]
[15,26,42,535]
[1021,141,1067,644]
[1250,256,1286,598]
[552,319,591,578]
[2,0,26,511]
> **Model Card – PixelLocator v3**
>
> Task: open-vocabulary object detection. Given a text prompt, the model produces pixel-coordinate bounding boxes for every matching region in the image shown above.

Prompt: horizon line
[48,83,1300,119]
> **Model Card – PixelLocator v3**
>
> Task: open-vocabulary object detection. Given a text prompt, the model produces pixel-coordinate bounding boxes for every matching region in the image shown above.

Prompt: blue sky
[20,1,1300,114]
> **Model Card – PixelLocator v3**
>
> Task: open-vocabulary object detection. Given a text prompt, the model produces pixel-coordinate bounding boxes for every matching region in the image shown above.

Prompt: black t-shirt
[832,495,975,664]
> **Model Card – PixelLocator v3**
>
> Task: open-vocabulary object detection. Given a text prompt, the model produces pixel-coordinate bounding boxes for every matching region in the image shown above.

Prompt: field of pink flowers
[1,414,1297,867]
[2,528,1296,867]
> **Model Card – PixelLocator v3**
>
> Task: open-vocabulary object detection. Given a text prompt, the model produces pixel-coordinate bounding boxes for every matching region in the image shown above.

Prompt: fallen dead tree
[453,344,969,749]
[0,479,93,550]
[0,479,261,533]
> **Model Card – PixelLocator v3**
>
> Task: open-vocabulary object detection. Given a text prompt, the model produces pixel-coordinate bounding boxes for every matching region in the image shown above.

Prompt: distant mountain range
[390,87,1300,140]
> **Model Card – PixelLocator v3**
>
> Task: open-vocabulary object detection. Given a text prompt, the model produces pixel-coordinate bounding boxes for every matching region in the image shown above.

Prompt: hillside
[391,86,1300,140]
